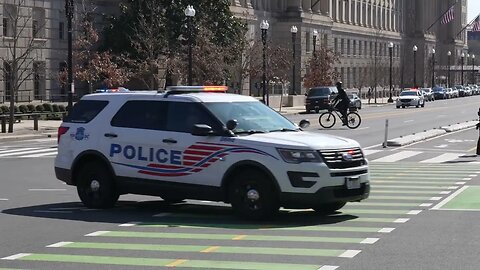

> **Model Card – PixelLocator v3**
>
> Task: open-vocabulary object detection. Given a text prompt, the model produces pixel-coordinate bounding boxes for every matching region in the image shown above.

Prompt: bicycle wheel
[346,112,361,129]
[319,112,336,128]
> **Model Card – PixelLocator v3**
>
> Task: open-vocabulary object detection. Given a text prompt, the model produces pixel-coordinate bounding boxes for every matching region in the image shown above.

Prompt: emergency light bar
[164,85,228,97]
[95,87,129,93]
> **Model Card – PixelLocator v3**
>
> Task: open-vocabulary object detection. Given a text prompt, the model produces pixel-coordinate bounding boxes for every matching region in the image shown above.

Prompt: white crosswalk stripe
[419,153,464,163]
[371,151,422,162]
[365,149,479,164]
[0,147,57,158]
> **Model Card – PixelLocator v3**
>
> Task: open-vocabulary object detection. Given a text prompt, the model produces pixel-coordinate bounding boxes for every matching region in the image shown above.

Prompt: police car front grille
[318,148,366,169]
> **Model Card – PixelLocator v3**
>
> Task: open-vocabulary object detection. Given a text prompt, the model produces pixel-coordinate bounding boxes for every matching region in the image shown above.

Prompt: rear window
[64,100,108,123]
[308,88,333,96]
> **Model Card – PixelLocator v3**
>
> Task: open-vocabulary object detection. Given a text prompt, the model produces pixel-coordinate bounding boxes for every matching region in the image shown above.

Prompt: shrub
[42,103,53,112]
[35,105,44,112]
[52,104,60,112]
[18,105,28,113]
[58,105,66,112]
[27,104,35,112]
[14,106,20,113]
[0,105,8,114]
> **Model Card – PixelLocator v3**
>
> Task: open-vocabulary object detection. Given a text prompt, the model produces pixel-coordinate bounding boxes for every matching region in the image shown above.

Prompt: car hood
[306,95,329,99]
[399,96,420,99]
[235,131,360,150]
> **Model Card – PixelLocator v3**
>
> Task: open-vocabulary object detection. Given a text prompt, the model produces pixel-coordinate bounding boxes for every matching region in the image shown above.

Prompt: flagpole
[455,14,480,37]
[426,0,458,32]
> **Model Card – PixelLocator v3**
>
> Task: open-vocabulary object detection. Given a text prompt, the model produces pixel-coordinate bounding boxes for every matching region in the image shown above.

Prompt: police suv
[55,86,370,219]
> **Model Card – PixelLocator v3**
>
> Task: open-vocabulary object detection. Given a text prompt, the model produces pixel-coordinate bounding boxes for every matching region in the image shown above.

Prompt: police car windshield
[204,101,298,134]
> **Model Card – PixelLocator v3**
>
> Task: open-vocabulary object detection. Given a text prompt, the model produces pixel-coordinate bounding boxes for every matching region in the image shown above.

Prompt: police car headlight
[277,149,322,163]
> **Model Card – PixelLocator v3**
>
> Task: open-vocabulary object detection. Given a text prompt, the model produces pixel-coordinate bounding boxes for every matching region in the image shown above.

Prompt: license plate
[346,177,361,189]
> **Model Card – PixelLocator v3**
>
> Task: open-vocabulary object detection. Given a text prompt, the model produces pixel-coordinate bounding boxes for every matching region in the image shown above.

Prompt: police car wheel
[229,170,279,220]
[76,162,119,209]
[313,202,346,214]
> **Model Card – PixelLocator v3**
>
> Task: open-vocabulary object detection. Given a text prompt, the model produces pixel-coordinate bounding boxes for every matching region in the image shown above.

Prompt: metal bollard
[33,114,39,131]
[1,117,5,133]
[477,108,480,155]
[382,119,389,148]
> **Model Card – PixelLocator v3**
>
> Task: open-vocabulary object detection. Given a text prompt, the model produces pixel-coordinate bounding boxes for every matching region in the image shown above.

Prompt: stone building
[0,0,469,104]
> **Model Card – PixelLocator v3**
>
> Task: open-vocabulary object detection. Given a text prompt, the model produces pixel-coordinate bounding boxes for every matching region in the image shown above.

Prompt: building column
[287,0,302,11]
[333,0,338,21]
[347,0,352,24]
[303,0,312,12]
[231,0,241,7]
[360,0,365,26]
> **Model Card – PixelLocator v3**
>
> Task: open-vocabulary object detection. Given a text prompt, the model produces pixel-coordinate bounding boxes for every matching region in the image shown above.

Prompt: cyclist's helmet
[336,81,343,88]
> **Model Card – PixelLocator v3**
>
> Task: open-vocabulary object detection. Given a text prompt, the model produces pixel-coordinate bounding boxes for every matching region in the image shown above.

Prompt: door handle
[162,138,177,144]
[104,133,118,138]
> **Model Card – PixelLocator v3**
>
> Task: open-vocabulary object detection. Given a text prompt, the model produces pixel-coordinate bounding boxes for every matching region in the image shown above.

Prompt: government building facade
[0,0,469,103]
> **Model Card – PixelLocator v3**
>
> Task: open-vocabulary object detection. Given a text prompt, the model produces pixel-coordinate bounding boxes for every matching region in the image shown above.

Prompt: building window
[347,39,350,55]
[359,41,362,56]
[32,7,45,38]
[353,40,357,56]
[306,32,311,52]
[2,18,8,36]
[32,20,38,38]
[33,61,45,100]
[323,34,328,47]
[59,22,64,39]
[341,39,345,55]
[334,38,338,53]
[3,4,16,37]
[4,62,12,102]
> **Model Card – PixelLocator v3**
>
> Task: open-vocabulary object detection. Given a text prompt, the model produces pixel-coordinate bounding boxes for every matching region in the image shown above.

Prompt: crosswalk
[364,149,480,164]
[1,162,478,270]
[0,146,57,158]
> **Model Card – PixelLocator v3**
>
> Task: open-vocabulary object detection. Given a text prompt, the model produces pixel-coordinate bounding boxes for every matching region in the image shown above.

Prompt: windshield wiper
[234,130,266,135]
[269,128,298,133]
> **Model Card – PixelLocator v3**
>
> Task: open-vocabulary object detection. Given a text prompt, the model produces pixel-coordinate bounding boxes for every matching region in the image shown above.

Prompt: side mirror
[191,124,213,136]
[299,119,310,129]
[226,119,238,131]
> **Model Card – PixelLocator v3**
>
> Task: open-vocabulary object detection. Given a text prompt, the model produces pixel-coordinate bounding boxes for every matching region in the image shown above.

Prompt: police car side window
[165,102,220,133]
[111,100,167,130]
[64,100,108,123]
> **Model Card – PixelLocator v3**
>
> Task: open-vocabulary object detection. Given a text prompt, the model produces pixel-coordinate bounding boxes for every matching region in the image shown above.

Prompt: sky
[468,0,480,22]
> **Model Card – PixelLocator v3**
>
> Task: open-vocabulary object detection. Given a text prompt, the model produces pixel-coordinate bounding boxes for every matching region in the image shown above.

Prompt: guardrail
[0,112,66,133]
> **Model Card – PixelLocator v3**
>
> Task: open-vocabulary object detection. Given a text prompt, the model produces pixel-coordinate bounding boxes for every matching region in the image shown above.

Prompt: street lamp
[461,52,465,86]
[312,29,318,54]
[447,51,451,88]
[290,25,298,95]
[65,0,74,114]
[431,48,435,88]
[413,45,418,88]
[388,42,393,103]
[472,54,476,85]
[260,20,269,105]
[184,5,196,86]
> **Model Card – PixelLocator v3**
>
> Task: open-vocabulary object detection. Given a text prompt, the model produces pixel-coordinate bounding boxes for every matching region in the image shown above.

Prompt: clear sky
[468,0,480,22]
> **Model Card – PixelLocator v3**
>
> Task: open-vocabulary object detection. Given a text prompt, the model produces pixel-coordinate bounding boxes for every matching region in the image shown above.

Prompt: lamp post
[413,45,418,88]
[312,29,318,54]
[184,5,196,86]
[290,25,298,95]
[388,42,393,103]
[461,52,465,86]
[260,20,269,105]
[65,0,74,113]
[431,48,435,88]
[447,51,451,88]
[472,54,475,85]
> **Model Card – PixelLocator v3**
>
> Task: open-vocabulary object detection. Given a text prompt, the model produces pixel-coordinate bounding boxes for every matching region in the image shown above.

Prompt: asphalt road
[1,97,480,270]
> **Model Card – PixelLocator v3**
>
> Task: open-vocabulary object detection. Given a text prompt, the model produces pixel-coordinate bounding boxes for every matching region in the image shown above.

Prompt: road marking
[432,186,469,210]
[22,151,58,158]
[407,210,422,215]
[0,198,8,201]
[448,186,459,189]
[166,259,187,267]
[430,197,442,201]
[420,153,463,163]
[378,228,395,233]
[85,231,110,236]
[317,266,339,270]
[455,182,466,185]
[119,222,139,227]
[47,242,73,248]
[200,246,220,253]
[394,218,410,223]
[469,174,477,177]
[0,148,56,157]
[232,235,247,240]
[434,144,448,148]
[0,148,39,155]
[419,203,433,207]
[463,178,472,181]
[29,189,66,191]
[338,250,361,258]
[404,120,414,123]
[1,253,31,260]
[360,238,379,244]
[152,213,171,217]
[371,151,422,162]
[363,149,382,155]
[439,191,451,195]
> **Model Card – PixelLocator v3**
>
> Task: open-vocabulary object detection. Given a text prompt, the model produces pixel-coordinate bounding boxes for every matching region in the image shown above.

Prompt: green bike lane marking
[371,190,447,195]
[371,180,459,185]
[366,195,431,200]
[356,202,420,207]
[11,254,325,270]
[87,231,371,244]
[435,186,480,210]
[48,241,347,257]
[369,163,480,169]
[372,185,454,190]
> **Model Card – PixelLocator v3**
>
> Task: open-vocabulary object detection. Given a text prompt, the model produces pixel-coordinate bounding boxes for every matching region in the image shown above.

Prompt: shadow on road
[2,200,359,229]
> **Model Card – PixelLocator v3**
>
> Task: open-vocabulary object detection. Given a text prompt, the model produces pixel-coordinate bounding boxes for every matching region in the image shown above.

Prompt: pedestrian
[332,81,350,126]
[367,87,372,104]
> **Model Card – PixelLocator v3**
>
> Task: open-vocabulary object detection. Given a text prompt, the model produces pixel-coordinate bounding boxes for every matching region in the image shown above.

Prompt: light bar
[95,87,129,93]
[165,86,228,93]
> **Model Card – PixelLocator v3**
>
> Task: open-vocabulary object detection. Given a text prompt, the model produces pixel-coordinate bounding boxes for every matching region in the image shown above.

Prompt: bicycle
[318,106,361,129]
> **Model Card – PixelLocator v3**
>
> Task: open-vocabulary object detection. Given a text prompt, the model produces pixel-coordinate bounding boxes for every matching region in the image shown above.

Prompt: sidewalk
[0,120,61,141]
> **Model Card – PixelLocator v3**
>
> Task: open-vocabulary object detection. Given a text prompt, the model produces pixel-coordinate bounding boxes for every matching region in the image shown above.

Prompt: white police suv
[55,86,369,219]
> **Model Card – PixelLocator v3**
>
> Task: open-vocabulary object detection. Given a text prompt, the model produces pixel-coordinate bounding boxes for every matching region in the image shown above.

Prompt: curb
[387,120,478,147]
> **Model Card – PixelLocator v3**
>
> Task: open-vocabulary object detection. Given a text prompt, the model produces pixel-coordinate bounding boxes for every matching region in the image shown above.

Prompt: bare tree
[1,0,46,132]
[303,45,340,89]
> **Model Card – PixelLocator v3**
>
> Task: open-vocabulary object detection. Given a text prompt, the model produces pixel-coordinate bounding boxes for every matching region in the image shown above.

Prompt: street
[1,97,480,270]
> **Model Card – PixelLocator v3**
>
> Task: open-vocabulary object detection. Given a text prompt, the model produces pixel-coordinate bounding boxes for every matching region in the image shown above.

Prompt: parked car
[449,87,459,98]
[455,85,466,97]
[420,88,434,101]
[305,86,338,113]
[396,89,425,108]
[432,87,448,99]
[348,93,362,109]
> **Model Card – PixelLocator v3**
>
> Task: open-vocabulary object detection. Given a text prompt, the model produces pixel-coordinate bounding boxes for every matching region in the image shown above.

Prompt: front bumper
[55,167,74,185]
[396,99,419,106]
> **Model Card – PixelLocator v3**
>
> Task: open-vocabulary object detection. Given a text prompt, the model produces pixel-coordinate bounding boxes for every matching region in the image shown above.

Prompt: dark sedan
[432,87,448,99]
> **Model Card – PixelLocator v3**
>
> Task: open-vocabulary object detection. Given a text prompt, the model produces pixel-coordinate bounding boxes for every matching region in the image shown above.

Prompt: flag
[441,6,454,24]
[472,16,480,32]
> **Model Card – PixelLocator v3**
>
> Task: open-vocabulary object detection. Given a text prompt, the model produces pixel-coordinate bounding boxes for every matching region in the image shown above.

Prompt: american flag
[472,16,480,32]
[441,6,455,25]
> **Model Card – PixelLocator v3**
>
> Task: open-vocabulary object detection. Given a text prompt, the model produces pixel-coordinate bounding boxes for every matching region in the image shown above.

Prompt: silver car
[396,90,425,108]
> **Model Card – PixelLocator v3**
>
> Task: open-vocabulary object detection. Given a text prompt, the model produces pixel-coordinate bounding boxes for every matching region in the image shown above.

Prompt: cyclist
[332,81,350,126]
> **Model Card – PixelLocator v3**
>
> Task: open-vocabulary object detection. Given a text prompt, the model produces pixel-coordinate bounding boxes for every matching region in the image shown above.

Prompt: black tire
[396,106,400,109]
[313,202,346,215]
[76,162,119,209]
[228,169,279,220]
[319,112,336,128]
[346,112,361,129]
